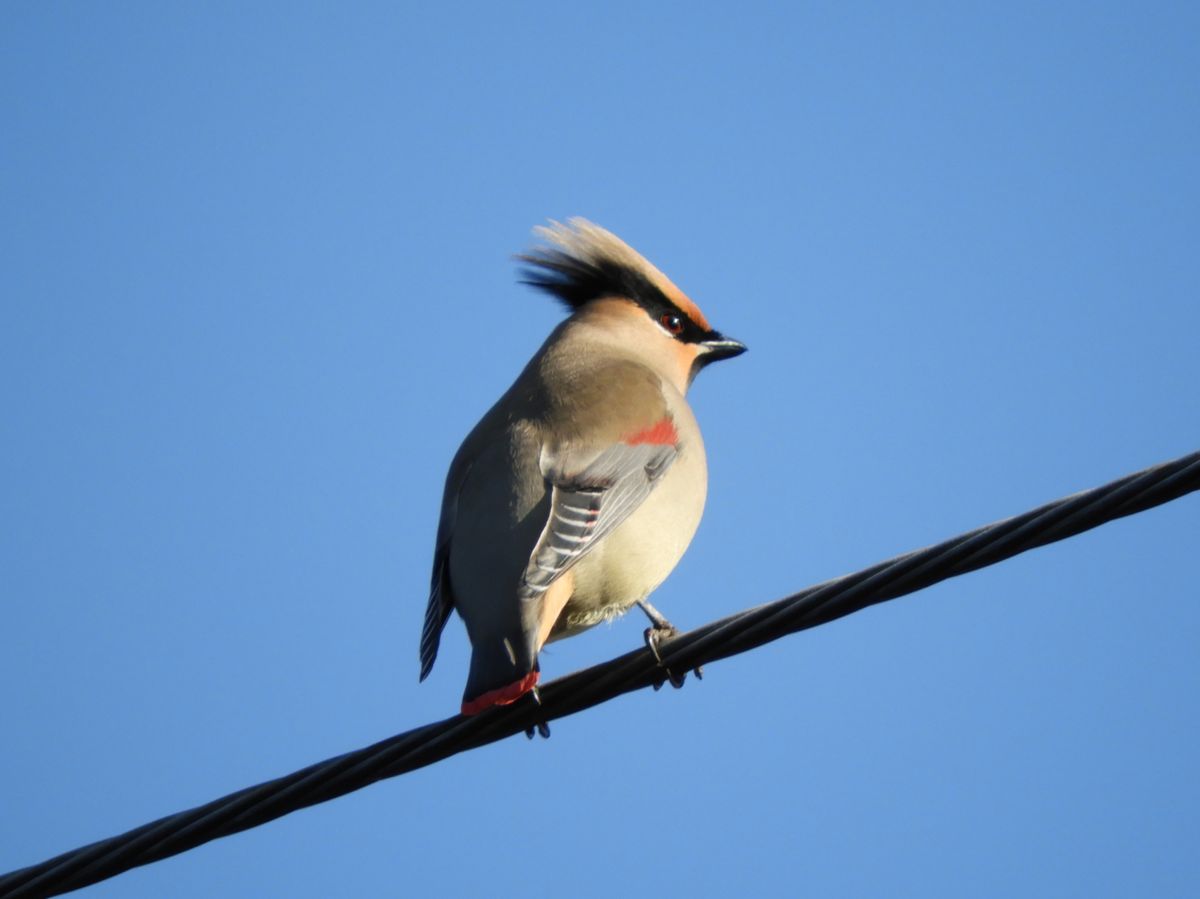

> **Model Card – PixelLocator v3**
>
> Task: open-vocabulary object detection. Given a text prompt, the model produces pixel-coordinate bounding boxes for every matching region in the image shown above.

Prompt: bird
[419,219,745,717]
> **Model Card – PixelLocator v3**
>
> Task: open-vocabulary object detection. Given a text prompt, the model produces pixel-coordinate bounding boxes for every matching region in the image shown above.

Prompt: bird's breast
[554,401,708,637]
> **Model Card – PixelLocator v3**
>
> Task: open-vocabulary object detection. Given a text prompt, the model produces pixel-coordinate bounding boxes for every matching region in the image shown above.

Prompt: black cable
[2,449,1197,898]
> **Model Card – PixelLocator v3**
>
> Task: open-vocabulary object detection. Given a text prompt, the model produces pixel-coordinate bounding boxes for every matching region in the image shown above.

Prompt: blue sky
[3,3,1198,896]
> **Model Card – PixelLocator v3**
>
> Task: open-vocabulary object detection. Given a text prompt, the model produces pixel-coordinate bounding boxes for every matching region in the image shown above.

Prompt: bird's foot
[644,625,686,689]
[638,601,704,690]
[523,685,551,740]
[524,722,551,739]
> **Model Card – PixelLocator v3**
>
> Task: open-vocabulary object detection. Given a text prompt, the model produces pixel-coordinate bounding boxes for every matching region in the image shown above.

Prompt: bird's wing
[520,419,679,600]
[419,460,469,681]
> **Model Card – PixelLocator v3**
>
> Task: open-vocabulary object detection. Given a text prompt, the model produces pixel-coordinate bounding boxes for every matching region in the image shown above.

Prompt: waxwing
[419,219,745,715]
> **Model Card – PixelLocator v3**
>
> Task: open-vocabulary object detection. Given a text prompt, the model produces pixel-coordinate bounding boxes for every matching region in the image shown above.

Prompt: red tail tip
[460,671,540,716]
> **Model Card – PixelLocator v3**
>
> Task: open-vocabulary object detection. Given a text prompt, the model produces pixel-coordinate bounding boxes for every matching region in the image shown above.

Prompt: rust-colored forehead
[519,218,715,332]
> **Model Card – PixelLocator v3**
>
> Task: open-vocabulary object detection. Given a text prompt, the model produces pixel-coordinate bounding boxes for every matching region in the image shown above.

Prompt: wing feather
[419,541,454,681]
[520,438,677,600]
[419,461,470,681]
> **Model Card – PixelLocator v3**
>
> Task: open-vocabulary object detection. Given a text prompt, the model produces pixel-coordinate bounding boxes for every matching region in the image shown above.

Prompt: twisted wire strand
[2,449,1197,898]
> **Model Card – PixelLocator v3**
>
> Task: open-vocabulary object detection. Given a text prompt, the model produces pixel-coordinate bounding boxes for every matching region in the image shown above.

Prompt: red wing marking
[623,418,678,446]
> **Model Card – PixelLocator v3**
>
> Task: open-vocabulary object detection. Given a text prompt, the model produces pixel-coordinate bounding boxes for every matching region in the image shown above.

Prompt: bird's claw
[524,721,551,740]
[524,686,550,739]
[643,625,702,689]
[637,600,703,689]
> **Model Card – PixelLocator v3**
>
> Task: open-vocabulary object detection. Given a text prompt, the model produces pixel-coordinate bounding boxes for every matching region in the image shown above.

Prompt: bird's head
[517,218,746,391]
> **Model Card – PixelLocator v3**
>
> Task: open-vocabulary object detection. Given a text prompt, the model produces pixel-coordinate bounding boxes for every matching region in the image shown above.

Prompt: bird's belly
[551,436,707,639]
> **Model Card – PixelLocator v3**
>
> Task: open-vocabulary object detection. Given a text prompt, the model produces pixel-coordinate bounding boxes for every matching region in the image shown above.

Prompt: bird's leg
[637,599,677,633]
[523,684,551,740]
[637,600,703,689]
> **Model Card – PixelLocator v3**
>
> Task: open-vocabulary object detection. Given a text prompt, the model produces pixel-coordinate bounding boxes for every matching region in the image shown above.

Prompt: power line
[2,449,1198,898]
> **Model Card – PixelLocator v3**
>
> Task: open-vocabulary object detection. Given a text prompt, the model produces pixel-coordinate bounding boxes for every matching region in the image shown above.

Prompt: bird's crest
[517,218,711,330]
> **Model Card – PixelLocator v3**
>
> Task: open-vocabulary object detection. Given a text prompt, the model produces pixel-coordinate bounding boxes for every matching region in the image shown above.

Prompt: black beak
[699,333,748,362]
[690,332,747,383]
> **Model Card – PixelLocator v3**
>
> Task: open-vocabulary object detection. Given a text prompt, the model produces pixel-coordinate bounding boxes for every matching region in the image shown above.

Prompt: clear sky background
[3,3,1198,897]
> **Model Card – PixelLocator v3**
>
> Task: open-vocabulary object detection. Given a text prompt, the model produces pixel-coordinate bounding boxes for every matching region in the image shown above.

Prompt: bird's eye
[660,312,684,335]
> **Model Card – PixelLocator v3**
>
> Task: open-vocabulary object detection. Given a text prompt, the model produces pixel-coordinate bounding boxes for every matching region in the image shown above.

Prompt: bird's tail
[461,637,539,715]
